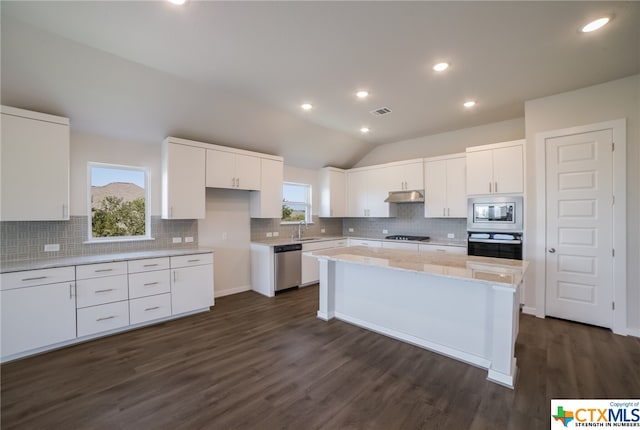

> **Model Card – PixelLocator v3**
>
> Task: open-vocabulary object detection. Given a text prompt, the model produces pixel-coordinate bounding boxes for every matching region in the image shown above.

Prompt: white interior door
[545,129,613,328]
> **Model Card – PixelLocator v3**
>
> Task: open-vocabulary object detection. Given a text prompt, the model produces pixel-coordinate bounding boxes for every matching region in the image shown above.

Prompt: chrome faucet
[297,220,307,240]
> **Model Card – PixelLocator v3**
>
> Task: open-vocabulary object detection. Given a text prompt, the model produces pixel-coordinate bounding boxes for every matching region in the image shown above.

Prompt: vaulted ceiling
[1,1,638,168]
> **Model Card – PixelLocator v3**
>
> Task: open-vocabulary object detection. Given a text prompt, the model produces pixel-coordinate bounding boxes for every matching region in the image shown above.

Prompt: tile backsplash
[1,216,198,263]
[251,216,343,241]
[342,203,467,242]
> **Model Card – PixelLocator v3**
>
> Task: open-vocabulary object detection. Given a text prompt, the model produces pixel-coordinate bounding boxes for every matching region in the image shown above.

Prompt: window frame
[280,181,313,225]
[86,162,152,243]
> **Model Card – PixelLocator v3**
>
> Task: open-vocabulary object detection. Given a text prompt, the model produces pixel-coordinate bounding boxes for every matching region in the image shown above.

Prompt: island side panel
[332,261,494,369]
[317,258,335,320]
[487,283,520,388]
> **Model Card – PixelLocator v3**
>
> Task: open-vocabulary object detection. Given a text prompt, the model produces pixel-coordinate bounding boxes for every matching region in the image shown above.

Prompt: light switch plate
[273,232,279,237]
[320,228,325,233]
[348,228,354,233]
[44,244,60,252]
[382,229,388,234]
[266,232,273,238]
[184,236,194,243]
[447,233,455,239]
[172,237,182,243]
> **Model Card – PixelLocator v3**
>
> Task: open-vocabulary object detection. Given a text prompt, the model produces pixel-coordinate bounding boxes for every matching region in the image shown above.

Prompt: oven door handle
[468,238,522,244]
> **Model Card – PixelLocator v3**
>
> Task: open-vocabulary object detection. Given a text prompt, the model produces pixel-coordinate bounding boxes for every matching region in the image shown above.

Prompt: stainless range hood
[384,190,425,203]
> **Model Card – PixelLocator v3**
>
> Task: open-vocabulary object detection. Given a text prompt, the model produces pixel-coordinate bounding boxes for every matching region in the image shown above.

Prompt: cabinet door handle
[187,259,200,263]
[495,182,498,193]
[170,207,173,218]
[95,288,115,293]
[236,178,240,188]
[443,208,446,216]
[62,204,67,219]
[96,316,115,322]
[447,208,450,216]
[173,271,177,283]
[143,264,158,267]
[94,268,113,273]
[69,284,75,299]
[489,182,492,193]
[21,276,47,281]
[145,306,160,312]
[143,282,159,286]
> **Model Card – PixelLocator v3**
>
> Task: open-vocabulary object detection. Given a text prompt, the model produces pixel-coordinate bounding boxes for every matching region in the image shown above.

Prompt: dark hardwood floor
[2,285,639,429]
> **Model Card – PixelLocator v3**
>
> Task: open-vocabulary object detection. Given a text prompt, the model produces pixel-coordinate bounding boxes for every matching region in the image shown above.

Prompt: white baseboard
[627,327,640,338]
[215,284,251,298]
[521,306,537,316]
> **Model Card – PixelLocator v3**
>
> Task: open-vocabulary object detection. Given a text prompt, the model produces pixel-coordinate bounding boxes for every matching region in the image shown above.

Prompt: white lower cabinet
[77,301,130,337]
[170,254,214,315]
[0,281,76,357]
[129,293,172,325]
[301,239,347,286]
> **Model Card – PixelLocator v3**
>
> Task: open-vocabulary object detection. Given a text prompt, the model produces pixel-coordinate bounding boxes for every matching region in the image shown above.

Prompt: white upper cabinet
[466,140,524,195]
[1,106,70,221]
[162,138,206,219]
[250,158,283,218]
[319,167,346,218]
[424,154,467,218]
[385,160,424,191]
[346,167,396,218]
[206,149,261,191]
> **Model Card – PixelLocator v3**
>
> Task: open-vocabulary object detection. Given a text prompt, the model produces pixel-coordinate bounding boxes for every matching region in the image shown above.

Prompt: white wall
[524,74,640,334]
[198,188,252,297]
[70,131,162,216]
[354,118,525,167]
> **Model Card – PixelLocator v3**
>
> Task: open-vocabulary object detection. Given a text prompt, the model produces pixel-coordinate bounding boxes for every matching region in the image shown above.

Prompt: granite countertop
[0,248,215,273]
[311,246,528,287]
[251,236,466,248]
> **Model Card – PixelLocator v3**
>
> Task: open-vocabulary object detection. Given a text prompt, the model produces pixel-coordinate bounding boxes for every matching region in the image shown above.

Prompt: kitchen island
[311,246,528,388]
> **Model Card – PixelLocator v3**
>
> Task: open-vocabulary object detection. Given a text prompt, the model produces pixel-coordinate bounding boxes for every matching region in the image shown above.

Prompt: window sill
[84,237,155,244]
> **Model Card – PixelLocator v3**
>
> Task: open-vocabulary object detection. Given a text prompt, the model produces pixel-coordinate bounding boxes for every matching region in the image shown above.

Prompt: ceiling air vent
[370,106,392,116]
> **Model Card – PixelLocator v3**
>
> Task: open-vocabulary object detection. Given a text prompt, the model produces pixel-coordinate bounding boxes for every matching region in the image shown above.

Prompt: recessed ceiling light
[581,17,610,33]
[433,62,449,72]
[301,103,313,111]
[463,101,476,108]
[360,127,370,133]
[167,0,187,5]
[356,91,369,99]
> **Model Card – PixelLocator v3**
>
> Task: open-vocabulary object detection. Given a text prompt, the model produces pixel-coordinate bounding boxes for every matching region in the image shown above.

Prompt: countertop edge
[0,248,215,273]
[251,236,467,248]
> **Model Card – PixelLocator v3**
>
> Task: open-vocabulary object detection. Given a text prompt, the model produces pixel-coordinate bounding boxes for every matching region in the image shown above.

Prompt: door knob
[548,248,556,253]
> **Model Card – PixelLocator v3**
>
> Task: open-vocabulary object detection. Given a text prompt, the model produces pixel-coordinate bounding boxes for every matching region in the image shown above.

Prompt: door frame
[534,119,627,335]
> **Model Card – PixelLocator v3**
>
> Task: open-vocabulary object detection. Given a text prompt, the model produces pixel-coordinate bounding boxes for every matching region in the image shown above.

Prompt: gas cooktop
[385,235,430,241]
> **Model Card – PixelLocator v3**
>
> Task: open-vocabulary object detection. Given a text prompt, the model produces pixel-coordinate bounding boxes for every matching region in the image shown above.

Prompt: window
[281,182,312,223]
[88,163,151,241]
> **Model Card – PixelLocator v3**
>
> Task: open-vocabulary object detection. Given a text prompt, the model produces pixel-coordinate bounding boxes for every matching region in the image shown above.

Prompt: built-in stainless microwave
[467,196,523,232]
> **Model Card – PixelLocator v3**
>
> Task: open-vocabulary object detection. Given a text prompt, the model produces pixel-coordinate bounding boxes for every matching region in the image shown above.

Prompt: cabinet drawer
[129,270,171,299]
[170,253,213,269]
[77,301,129,337]
[302,239,347,252]
[348,239,382,248]
[418,244,467,255]
[76,275,128,308]
[76,261,127,280]
[129,294,171,325]
[1,266,75,291]
[128,257,170,274]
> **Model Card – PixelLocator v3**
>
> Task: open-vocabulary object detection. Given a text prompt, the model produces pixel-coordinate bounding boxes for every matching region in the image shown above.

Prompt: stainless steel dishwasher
[274,243,302,292]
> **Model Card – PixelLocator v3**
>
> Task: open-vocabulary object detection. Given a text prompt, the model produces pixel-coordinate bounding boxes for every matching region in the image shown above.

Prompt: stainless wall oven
[467,196,523,260]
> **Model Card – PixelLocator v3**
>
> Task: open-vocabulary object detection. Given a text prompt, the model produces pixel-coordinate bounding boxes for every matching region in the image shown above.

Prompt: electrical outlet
[447,233,455,239]
[273,232,279,237]
[184,236,194,243]
[172,237,182,243]
[382,229,388,234]
[44,244,60,252]
[266,232,273,238]
[222,232,228,240]
[348,228,354,233]
[320,228,325,233]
